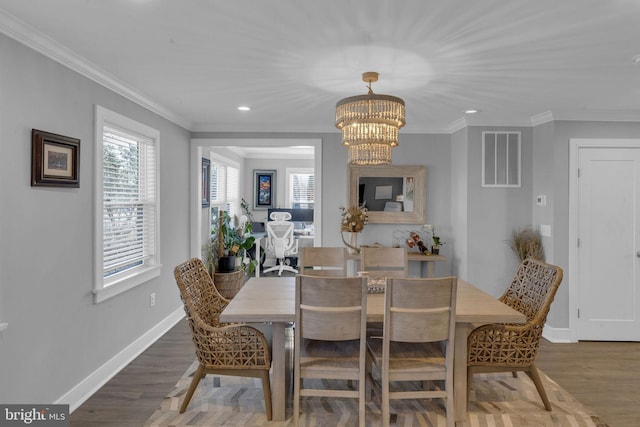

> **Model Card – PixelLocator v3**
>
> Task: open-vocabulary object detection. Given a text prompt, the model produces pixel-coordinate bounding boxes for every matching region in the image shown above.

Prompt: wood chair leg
[466,366,474,402]
[293,372,300,426]
[359,373,366,427]
[526,364,552,411]
[180,364,205,413]
[260,370,272,421]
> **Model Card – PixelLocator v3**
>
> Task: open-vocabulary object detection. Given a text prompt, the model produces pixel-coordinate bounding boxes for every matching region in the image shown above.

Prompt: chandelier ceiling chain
[335,72,406,165]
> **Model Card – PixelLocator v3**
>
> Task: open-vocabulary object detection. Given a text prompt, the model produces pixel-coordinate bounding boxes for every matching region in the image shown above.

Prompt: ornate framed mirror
[348,165,426,224]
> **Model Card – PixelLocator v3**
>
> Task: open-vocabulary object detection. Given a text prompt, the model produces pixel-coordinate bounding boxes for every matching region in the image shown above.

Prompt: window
[210,155,240,230]
[94,106,161,303]
[482,131,521,187]
[286,168,314,209]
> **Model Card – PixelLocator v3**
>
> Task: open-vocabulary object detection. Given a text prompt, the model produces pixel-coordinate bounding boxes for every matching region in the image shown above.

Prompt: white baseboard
[542,324,575,343]
[57,307,185,412]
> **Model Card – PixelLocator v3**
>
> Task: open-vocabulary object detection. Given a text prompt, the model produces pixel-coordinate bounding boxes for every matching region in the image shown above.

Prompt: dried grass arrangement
[509,228,545,261]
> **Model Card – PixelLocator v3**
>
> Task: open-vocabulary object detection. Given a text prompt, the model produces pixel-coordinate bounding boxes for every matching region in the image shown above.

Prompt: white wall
[0,34,190,405]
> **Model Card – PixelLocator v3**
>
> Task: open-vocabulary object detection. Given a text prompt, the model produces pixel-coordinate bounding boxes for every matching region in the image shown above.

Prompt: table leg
[255,237,261,277]
[427,261,434,278]
[270,322,286,421]
[454,323,472,422]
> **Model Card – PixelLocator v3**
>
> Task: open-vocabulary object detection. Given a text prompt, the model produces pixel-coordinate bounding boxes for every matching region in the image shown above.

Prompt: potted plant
[422,224,445,255]
[202,211,258,298]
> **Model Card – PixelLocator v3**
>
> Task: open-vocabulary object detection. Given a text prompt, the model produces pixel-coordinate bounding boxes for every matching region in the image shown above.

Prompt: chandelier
[335,72,406,165]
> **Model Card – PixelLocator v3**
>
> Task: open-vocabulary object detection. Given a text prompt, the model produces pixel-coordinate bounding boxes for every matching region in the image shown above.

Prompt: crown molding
[531,111,554,126]
[447,117,468,133]
[0,8,192,130]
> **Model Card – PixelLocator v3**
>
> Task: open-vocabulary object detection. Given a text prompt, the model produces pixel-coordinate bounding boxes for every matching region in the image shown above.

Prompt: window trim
[93,105,161,303]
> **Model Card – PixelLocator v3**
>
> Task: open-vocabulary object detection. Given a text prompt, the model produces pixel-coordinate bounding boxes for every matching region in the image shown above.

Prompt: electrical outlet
[150,292,156,307]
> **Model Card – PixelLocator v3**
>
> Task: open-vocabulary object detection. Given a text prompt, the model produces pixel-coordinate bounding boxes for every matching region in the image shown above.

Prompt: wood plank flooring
[70,318,640,426]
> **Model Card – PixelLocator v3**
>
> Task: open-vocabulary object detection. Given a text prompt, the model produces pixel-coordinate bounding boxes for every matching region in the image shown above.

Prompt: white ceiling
[1,0,639,134]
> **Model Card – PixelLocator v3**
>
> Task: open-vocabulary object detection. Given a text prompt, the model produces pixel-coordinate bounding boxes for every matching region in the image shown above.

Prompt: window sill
[93,264,162,304]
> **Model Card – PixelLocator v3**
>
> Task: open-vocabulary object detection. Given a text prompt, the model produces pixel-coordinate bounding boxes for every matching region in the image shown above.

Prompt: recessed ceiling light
[237,106,251,111]
[465,109,480,114]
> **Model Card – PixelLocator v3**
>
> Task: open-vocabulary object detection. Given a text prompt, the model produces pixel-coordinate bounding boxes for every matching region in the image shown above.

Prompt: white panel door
[578,147,640,340]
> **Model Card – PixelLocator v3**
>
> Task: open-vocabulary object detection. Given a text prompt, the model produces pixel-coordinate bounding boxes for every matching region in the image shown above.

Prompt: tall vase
[341,231,360,254]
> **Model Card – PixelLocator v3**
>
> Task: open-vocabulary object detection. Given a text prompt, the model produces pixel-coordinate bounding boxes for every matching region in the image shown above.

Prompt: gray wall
[0,34,190,404]
[466,126,533,297]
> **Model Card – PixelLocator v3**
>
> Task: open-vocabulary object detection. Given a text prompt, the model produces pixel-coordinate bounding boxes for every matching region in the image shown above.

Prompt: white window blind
[102,127,156,277]
[94,106,160,303]
[287,169,315,209]
[209,156,240,222]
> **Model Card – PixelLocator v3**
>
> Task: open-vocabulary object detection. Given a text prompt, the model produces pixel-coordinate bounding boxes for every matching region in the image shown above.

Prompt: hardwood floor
[70,318,640,426]
[537,339,640,426]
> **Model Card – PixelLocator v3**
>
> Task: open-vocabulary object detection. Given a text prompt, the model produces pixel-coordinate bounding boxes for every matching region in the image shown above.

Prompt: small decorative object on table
[339,204,368,254]
[422,224,445,255]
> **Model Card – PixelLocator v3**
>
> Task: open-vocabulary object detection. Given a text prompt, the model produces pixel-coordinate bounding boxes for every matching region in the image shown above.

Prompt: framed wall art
[31,129,80,187]
[253,169,276,209]
[202,158,210,208]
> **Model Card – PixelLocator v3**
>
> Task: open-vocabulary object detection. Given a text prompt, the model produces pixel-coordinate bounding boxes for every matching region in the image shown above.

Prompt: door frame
[568,138,640,342]
[189,138,323,261]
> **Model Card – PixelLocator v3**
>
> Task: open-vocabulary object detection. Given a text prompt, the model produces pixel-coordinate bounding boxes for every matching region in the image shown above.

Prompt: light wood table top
[222,275,522,324]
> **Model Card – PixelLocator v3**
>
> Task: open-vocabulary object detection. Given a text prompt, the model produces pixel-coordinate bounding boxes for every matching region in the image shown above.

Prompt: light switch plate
[536,195,547,206]
[540,224,551,237]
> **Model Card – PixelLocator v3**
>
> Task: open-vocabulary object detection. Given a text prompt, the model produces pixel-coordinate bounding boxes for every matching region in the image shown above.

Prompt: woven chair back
[500,257,563,323]
[174,258,228,328]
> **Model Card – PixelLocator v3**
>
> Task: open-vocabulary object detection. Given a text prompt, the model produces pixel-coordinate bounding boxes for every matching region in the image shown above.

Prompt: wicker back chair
[467,257,563,411]
[174,258,272,419]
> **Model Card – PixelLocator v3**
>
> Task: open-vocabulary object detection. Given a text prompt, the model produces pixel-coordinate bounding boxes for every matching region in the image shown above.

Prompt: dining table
[220,276,526,422]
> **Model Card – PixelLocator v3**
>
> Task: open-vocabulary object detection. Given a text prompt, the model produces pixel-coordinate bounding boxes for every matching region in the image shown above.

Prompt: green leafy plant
[203,211,258,275]
[240,198,255,223]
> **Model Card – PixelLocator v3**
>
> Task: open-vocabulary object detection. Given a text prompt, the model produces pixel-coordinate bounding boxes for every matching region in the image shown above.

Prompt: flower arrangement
[339,205,368,233]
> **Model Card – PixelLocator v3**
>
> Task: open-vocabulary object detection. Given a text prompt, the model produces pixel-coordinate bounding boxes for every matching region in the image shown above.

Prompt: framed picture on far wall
[253,169,276,209]
[31,129,80,187]
[202,158,210,208]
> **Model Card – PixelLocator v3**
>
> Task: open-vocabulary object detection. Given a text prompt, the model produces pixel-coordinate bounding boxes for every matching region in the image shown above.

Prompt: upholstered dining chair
[467,257,563,411]
[174,258,272,419]
[366,276,458,427]
[293,275,369,427]
[263,211,298,276]
[298,247,347,277]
